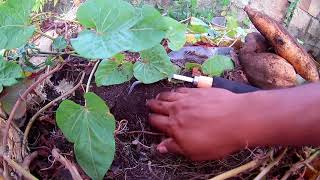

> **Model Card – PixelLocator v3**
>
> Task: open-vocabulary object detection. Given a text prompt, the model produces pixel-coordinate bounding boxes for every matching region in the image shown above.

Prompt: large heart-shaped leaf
[163,17,187,51]
[201,55,234,77]
[133,45,175,84]
[0,0,35,49]
[95,58,133,86]
[56,92,116,180]
[0,61,24,93]
[71,0,166,59]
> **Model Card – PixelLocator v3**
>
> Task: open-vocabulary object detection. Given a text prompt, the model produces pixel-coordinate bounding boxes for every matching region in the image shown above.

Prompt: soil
[25,58,266,180]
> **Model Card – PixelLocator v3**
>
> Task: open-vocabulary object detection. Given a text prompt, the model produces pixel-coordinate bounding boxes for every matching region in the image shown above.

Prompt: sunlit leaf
[133,45,175,84]
[71,0,167,59]
[0,0,35,49]
[189,17,209,33]
[95,59,133,86]
[163,17,187,51]
[202,55,234,77]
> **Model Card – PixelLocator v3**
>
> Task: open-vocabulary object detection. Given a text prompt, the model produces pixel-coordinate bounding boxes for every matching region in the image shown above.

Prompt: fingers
[157,138,184,155]
[156,92,186,102]
[175,87,192,93]
[146,99,172,115]
[148,113,171,135]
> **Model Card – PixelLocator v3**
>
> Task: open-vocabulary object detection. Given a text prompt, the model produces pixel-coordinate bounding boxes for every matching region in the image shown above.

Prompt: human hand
[146,88,253,161]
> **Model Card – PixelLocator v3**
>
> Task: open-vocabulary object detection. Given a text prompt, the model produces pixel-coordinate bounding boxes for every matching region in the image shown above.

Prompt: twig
[228,38,239,47]
[126,131,164,136]
[86,60,100,93]
[23,72,85,152]
[2,64,63,177]
[19,151,38,178]
[254,148,287,180]
[2,155,38,180]
[179,17,191,23]
[281,150,320,180]
[210,159,261,180]
[35,30,55,40]
[51,148,83,180]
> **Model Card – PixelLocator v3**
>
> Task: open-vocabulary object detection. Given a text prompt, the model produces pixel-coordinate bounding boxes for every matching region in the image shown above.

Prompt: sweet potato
[244,6,319,81]
[243,32,270,53]
[239,52,297,89]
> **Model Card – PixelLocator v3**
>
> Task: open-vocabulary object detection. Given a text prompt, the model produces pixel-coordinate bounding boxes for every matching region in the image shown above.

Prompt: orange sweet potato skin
[239,52,297,89]
[244,6,319,82]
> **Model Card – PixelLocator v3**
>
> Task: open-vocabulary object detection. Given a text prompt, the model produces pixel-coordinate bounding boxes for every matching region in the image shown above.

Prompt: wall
[231,0,320,60]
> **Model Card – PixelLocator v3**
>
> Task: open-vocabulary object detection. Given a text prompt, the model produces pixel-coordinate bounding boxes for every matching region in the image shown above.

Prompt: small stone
[211,16,226,27]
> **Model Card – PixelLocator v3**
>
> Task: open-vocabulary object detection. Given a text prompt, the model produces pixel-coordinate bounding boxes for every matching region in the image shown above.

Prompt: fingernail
[157,145,168,153]
[156,94,160,99]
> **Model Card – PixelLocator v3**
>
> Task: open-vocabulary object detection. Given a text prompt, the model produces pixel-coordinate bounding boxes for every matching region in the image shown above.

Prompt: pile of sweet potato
[239,6,319,89]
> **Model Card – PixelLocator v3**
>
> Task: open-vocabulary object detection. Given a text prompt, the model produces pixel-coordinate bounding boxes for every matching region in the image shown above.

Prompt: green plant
[201,55,234,76]
[33,0,59,13]
[56,92,116,180]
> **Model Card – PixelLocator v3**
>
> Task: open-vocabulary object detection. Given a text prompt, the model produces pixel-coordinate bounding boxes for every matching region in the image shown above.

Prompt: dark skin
[146,83,320,161]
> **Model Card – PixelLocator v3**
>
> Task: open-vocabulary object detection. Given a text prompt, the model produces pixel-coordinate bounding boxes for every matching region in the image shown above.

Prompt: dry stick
[126,131,164,136]
[86,60,100,93]
[2,64,63,178]
[281,150,320,180]
[35,30,55,40]
[23,72,86,151]
[209,159,262,180]
[19,151,38,178]
[254,148,288,180]
[51,148,83,180]
[2,155,38,180]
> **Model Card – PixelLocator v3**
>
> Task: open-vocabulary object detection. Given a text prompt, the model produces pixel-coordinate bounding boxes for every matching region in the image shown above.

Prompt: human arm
[146,83,320,161]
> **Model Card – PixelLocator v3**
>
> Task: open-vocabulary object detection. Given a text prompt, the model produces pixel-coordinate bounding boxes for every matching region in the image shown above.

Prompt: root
[51,148,83,180]
[2,64,63,178]
[254,148,287,180]
[281,150,320,180]
[23,72,85,154]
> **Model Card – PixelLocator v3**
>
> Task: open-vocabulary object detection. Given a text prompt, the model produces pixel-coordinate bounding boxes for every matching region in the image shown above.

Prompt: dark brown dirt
[27,61,263,180]
[26,56,300,180]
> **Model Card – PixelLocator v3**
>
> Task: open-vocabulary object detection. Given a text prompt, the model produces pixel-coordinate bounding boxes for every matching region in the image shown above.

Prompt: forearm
[242,83,320,147]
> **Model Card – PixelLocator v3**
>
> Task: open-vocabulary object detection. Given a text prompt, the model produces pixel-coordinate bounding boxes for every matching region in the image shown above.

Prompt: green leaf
[163,17,187,51]
[185,62,201,71]
[0,60,24,93]
[71,0,166,59]
[189,17,209,33]
[56,92,116,180]
[226,15,239,38]
[201,55,234,77]
[52,36,67,51]
[95,59,133,86]
[0,0,35,49]
[191,0,198,8]
[134,45,175,84]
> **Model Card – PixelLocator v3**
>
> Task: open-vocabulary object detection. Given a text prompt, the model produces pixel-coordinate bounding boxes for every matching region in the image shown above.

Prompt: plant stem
[281,150,320,180]
[23,72,85,153]
[52,149,83,180]
[254,148,287,180]
[35,30,55,40]
[3,155,38,180]
[2,64,63,177]
[86,60,100,93]
[209,159,261,180]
